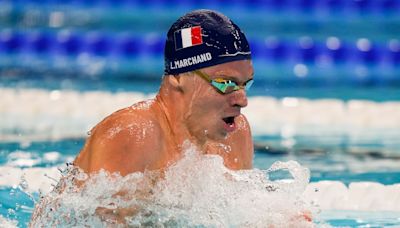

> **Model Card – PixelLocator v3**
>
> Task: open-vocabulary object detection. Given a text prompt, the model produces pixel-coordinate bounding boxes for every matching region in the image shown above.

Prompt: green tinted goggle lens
[194,70,253,94]
[211,79,254,94]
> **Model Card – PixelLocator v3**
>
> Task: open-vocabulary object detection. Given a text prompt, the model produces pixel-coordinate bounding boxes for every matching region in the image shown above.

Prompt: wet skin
[32,60,313,225]
[74,60,254,176]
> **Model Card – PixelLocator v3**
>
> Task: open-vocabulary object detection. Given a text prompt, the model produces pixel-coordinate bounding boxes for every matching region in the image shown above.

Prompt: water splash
[18,174,37,204]
[0,215,18,228]
[30,144,314,227]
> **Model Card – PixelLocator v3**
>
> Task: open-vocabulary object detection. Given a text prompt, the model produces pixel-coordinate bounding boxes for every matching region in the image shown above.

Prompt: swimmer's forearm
[95,206,140,224]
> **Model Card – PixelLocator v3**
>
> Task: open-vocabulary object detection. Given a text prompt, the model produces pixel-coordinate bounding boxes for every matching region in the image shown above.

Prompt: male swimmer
[31,10,313,225]
[74,9,254,175]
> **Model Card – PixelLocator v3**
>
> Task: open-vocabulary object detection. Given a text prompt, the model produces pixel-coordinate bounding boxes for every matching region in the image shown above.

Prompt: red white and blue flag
[174,26,203,50]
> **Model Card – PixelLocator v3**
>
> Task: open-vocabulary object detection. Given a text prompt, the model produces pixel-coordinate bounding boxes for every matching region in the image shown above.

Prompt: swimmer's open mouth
[223,116,235,125]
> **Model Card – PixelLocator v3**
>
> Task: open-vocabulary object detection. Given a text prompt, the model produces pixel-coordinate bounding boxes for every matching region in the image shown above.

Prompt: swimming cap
[164,9,252,75]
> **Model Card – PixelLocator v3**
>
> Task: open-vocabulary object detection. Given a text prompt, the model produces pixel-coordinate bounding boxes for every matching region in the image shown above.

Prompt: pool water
[1,137,400,227]
[1,82,400,227]
[2,0,400,225]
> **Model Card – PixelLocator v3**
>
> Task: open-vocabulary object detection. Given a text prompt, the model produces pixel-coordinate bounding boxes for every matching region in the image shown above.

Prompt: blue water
[1,71,400,227]
[1,76,400,227]
[1,0,400,226]
[1,132,400,226]
[2,77,400,101]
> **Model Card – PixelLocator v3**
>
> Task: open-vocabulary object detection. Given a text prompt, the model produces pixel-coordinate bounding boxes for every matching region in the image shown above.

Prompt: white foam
[0,166,61,194]
[304,181,400,211]
[30,144,314,227]
[1,165,400,226]
[1,167,400,213]
[0,215,17,228]
[1,88,400,142]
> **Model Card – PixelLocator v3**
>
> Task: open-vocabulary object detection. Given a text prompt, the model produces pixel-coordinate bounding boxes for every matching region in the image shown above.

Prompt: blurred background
[1,0,400,158]
[1,0,400,91]
[1,0,400,174]
[1,0,400,226]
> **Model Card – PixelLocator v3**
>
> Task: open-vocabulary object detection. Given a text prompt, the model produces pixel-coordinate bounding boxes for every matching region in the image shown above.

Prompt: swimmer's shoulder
[235,114,252,136]
[75,99,164,175]
[223,114,253,169]
[90,99,161,137]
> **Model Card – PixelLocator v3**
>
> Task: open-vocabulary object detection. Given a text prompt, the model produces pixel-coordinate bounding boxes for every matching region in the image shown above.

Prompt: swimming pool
[1,0,400,225]
[1,80,400,227]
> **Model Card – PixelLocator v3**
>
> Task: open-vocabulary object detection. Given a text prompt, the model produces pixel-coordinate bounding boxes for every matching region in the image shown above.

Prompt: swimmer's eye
[194,70,254,94]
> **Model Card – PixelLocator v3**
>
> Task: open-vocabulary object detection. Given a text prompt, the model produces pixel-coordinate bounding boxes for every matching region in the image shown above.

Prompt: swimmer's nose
[230,88,248,108]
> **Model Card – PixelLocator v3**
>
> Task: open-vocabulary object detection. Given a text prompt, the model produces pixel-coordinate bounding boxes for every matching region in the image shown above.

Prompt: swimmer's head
[164,9,252,75]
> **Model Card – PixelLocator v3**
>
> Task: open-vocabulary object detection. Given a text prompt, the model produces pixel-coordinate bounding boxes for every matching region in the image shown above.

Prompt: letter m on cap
[174,26,203,50]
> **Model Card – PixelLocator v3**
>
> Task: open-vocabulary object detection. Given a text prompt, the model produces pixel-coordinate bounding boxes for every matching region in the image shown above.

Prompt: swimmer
[74,9,254,175]
[31,10,312,225]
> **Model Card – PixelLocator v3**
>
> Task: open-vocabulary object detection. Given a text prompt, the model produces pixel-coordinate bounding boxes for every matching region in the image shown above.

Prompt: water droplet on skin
[106,126,123,139]
[87,130,92,136]
[130,99,154,110]
[31,142,313,227]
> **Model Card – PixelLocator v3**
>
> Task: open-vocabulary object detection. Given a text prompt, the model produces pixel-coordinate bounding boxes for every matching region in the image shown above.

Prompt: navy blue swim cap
[164,9,252,75]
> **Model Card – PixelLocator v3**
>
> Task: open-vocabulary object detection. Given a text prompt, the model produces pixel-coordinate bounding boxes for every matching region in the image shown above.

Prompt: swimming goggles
[194,70,254,94]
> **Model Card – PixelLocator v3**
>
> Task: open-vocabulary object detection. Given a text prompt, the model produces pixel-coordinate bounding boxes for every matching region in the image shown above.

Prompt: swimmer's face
[183,60,254,141]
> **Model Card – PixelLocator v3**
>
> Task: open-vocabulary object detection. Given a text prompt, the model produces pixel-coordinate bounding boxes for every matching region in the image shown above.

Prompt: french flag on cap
[174,26,203,50]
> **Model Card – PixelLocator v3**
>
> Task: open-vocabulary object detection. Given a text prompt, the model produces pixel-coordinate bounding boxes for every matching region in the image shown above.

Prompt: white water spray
[30,143,313,227]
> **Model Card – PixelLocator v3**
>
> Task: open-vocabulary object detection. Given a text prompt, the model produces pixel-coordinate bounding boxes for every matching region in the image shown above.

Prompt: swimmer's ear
[167,74,184,92]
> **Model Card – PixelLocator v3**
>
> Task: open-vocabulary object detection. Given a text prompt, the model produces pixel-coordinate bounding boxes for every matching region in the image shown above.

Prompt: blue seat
[73,0,98,7]
[263,37,289,62]
[116,34,141,57]
[354,39,380,65]
[112,0,133,7]
[350,0,374,14]
[296,0,317,12]
[390,50,400,65]
[26,32,54,54]
[56,31,83,56]
[216,0,241,7]
[268,0,288,11]
[135,0,162,8]
[85,32,112,56]
[141,34,164,56]
[110,0,140,8]
[321,0,346,14]
[323,37,348,63]
[248,39,263,59]
[0,30,24,53]
[296,37,319,63]
[380,0,399,14]
[387,39,400,65]
[330,45,348,63]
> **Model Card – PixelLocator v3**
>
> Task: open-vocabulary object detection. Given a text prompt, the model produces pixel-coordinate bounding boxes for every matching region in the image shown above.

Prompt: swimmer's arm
[74,112,162,176]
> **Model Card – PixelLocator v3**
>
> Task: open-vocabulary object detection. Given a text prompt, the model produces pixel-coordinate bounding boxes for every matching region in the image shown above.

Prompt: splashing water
[30,143,314,227]
[0,215,18,228]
